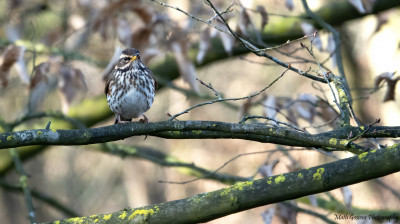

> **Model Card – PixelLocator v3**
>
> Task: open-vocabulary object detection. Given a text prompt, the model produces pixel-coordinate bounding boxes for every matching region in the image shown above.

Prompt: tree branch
[43,143,400,224]
[0,121,381,154]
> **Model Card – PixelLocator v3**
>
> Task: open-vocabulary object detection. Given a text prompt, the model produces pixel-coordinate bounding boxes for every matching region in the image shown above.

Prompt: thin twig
[169,67,289,121]
[203,0,327,83]
[159,148,312,185]
[240,115,306,133]
[9,148,35,224]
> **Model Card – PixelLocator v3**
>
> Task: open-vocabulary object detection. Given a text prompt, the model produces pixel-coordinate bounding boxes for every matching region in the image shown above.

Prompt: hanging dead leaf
[238,97,252,120]
[28,62,53,112]
[375,12,389,33]
[196,27,211,64]
[341,186,353,211]
[263,95,277,121]
[236,8,251,36]
[374,72,399,102]
[58,65,87,113]
[171,41,198,92]
[300,23,322,51]
[363,0,377,13]
[13,46,29,84]
[257,5,269,30]
[276,202,297,224]
[347,0,366,14]
[348,0,377,14]
[131,26,152,51]
[117,18,132,47]
[213,16,235,55]
[308,195,318,207]
[258,160,279,178]
[326,34,337,68]
[285,0,294,11]
[93,0,132,40]
[261,207,275,224]
[131,5,153,25]
[102,47,123,82]
[0,45,21,87]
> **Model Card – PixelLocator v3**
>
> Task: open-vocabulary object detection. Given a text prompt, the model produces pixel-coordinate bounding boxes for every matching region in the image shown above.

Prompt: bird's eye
[123,57,131,61]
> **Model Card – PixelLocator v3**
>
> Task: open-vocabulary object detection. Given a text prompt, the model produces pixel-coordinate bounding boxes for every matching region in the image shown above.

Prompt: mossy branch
[43,143,400,224]
[2,120,399,154]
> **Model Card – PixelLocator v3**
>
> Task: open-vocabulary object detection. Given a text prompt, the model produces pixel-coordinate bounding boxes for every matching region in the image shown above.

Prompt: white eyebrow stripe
[120,54,132,58]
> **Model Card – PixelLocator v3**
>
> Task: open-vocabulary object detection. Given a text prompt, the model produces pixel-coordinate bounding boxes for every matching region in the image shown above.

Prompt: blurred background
[0,0,400,223]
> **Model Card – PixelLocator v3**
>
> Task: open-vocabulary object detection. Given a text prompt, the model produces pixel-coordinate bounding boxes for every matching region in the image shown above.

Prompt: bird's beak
[131,56,138,61]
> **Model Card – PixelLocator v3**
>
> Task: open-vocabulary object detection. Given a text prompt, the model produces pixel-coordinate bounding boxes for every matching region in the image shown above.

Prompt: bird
[105,48,157,124]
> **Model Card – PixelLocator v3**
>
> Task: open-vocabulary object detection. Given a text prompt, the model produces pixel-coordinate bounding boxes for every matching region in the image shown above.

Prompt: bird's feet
[139,114,149,123]
[114,115,132,124]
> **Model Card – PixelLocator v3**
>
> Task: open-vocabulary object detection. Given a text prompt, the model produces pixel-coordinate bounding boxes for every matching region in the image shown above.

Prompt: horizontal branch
[45,143,400,224]
[2,120,395,154]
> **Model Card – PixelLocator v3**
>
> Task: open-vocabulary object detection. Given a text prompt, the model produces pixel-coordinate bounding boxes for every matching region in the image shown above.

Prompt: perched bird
[105,48,157,124]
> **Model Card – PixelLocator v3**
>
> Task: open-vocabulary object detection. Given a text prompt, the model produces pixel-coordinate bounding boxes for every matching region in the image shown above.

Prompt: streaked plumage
[105,48,156,124]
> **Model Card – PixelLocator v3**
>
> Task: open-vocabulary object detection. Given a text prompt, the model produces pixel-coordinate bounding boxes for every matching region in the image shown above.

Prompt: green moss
[84,132,92,138]
[340,140,349,146]
[192,130,202,135]
[329,138,337,145]
[313,168,325,181]
[6,135,14,141]
[128,209,155,221]
[358,152,369,162]
[338,89,348,102]
[37,131,43,136]
[66,217,83,223]
[51,129,57,132]
[275,175,286,184]
[298,173,303,179]
[267,177,272,184]
[103,214,111,220]
[360,126,365,130]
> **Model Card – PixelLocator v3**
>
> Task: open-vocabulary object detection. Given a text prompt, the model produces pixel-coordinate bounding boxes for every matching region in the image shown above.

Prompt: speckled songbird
[105,48,156,124]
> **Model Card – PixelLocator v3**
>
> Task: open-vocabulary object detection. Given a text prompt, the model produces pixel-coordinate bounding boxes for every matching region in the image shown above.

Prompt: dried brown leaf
[261,208,275,224]
[14,46,29,84]
[363,0,377,13]
[375,72,399,102]
[341,186,353,211]
[58,66,87,113]
[117,18,132,46]
[237,8,251,36]
[238,97,252,120]
[263,95,277,120]
[257,5,269,30]
[375,12,389,33]
[218,32,235,55]
[277,202,297,224]
[30,62,50,89]
[93,0,134,40]
[171,41,198,92]
[131,5,153,24]
[258,160,279,178]
[348,0,366,14]
[0,45,20,87]
[285,0,294,11]
[102,47,123,82]
[300,23,322,51]
[326,34,337,68]
[28,62,52,112]
[196,27,211,64]
[131,26,152,51]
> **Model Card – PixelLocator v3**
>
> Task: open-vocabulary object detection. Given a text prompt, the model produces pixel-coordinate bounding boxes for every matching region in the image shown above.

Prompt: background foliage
[0,0,400,223]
